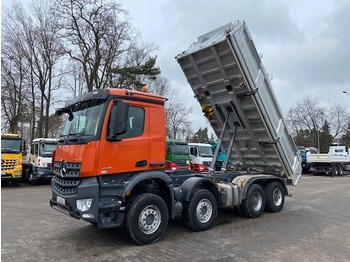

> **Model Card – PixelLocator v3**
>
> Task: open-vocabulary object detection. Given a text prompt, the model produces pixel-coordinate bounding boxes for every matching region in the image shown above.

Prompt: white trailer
[307,145,350,176]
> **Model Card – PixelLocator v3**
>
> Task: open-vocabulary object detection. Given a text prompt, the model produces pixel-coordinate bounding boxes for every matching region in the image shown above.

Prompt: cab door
[97,100,150,175]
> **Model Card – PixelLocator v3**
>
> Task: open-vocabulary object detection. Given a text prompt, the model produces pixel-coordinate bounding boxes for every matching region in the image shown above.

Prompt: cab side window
[34,144,39,156]
[108,106,145,139]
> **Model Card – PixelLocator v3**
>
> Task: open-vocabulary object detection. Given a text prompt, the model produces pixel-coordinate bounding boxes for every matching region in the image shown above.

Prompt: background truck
[23,138,58,185]
[50,20,301,245]
[307,145,350,176]
[165,140,191,171]
[297,146,309,173]
[1,133,24,186]
[188,142,214,172]
[210,141,227,170]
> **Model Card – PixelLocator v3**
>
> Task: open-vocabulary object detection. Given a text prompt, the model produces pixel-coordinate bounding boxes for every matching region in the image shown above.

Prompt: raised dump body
[176,21,301,185]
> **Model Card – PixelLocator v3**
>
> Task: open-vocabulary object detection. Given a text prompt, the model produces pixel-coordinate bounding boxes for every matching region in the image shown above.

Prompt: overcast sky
[2,0,349,135]
[117,0,350,134]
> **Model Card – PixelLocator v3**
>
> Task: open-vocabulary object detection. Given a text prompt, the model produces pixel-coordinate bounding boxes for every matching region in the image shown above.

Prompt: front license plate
[57,196,66,205]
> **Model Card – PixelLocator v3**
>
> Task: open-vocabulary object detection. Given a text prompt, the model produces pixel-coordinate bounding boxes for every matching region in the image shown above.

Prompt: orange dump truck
[50,21,301,245]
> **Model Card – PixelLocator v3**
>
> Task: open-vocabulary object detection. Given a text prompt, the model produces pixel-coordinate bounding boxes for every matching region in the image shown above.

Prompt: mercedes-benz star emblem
[60,161,67,177]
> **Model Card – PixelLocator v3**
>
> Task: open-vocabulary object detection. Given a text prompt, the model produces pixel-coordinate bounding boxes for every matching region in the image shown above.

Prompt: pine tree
[319,121,333,152]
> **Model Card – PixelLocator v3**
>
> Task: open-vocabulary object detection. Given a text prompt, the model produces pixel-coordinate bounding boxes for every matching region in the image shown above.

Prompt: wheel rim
[138,205,161,235]
[252,191,263,211]
[196,198,212,223]
[272,188,283,206]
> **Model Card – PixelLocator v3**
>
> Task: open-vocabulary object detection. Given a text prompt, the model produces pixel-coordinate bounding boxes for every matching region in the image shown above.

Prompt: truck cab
[188,143,214,172]
[165,140,191,171]
[1,133,24,186]
[210,141,226,170]
[25,138,58,184]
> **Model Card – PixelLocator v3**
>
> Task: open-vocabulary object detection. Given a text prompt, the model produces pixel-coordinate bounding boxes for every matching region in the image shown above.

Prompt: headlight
[76,198,93,212]
[15,171,22,177]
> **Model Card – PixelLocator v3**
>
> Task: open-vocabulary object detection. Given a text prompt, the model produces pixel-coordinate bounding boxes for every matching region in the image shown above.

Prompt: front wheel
[264,182,285,212]
[183,189,217,231]
[124,193,168,245]
[241,184,265,218]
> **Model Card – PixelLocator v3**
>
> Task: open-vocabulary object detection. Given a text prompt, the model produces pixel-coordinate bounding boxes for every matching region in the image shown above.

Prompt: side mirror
[190,147,198,156]
[56,107,74,121]
[22,140,26,153]
[113,102,129,138]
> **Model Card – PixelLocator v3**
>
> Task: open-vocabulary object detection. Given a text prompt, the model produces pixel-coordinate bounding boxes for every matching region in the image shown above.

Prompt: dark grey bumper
[50,176,124,228]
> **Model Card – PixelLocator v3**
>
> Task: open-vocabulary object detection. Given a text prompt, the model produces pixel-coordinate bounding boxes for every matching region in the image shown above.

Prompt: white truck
[23,138,58,184]
[307,145,350,176]
[188,143,214,172]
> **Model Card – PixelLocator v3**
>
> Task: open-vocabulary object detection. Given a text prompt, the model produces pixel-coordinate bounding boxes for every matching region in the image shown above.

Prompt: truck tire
[264,182,284,213]
[240,184,265,218]
[339,166,344,176]
[11,180,21,187]
[29,173,38,185]
[124,193,168,245]
[183,189,217,232]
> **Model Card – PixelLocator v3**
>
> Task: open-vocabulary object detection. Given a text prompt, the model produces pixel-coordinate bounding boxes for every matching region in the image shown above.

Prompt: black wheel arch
[241,176,288,200]
[180,176,219,203]
[121,171,175,219]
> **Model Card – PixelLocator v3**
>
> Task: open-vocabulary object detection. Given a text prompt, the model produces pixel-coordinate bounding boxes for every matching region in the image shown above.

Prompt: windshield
[1,138,21,154]
[198,146,213,157]
[40,143,57,157]
[61,100,105,137]
[173,144,189,155]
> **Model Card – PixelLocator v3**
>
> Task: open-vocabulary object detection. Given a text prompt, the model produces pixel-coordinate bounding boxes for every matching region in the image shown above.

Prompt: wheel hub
[139,205,161,234]
[252,192,263,211]
[273,188,282,206]
[196,199,212,223]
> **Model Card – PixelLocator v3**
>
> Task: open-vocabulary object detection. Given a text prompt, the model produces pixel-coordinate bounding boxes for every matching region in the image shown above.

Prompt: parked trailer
[307,145,350,176]
[50,20,301,245]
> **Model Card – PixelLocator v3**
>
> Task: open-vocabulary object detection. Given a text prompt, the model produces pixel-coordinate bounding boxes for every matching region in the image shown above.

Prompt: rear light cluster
[165,162,191,171]
[190,163,209,172]
[165,161,210,172]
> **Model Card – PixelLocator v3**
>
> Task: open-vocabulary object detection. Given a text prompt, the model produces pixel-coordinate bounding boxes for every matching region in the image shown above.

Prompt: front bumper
[1,170,22,181]
[32,167,55,181]
[50,176,125,228]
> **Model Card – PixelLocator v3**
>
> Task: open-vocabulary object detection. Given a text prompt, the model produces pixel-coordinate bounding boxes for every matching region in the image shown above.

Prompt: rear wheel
[183,189,217,231]
[332,164,339,176]
[29,173,38,185]
[124,193,168,245]
[241,184,265,218]
[11,180,21,186]
[264,182,285,212]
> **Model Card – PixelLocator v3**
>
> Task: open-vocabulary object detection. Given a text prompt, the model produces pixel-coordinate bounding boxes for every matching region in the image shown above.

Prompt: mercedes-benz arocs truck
[50,20,301,245]
[1,133,24,186]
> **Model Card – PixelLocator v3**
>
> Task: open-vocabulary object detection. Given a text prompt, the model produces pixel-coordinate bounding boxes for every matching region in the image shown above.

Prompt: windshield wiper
[58,133,83,144]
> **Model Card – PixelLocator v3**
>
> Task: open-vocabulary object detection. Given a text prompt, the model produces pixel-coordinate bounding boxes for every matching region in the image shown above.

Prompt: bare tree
[2,0,66,140]
[1,2,31,134]
[165,93,192,140]
[1,51,28,133]
[327,104,350,142]
[54,0,140,91]
[286,97,350,148]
